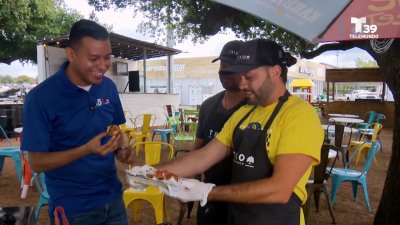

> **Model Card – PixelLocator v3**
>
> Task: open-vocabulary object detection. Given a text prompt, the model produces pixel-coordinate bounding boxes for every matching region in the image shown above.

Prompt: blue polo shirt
[21,62,126,217]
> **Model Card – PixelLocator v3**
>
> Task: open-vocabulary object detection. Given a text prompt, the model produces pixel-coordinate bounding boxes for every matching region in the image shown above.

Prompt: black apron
[227,90,302,225]
[198,93,243,225]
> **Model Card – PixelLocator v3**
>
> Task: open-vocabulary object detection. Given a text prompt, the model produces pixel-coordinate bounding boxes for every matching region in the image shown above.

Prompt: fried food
[146,169,179,181]
[106,125,121,137]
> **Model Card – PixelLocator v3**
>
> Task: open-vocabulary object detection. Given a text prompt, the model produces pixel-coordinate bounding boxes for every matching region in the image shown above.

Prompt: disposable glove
[159,178,215,207]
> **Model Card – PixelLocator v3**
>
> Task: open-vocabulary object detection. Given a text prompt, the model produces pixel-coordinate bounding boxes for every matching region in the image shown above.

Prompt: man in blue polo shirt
[21,19,132,224]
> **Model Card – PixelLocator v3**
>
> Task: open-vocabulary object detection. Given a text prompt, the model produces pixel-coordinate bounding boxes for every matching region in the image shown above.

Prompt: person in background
[155,38,323,225]
[21,19,133,225]
[193,40,246,225]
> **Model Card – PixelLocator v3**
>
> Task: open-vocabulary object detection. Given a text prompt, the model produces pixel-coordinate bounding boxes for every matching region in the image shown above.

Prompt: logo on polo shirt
[96,98,110,107]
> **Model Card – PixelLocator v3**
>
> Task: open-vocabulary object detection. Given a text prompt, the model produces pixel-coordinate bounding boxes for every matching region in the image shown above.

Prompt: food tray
[125,170,168,189]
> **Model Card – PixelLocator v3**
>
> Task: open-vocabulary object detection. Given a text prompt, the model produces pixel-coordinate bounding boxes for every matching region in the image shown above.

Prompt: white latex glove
[159,178,215,207]
[126,165,156,191]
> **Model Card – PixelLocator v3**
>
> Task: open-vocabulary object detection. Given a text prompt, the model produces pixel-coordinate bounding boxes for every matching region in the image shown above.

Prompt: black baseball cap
[212,40,243,64]
[221,39,296,73]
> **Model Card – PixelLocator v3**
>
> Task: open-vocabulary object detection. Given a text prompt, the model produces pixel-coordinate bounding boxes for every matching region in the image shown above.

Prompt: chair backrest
[370,123,383,141]
[163,105,176,117]
[33,172,47,194]
[364,111,376,124]
[346,141,380,173]
[167,116,180,134]
[0,123,12,146]
[314,144,339,183]
[361,141,381,173]
[131,142,174,165]
[359,123,383,141]
[134,114,156,134]
[374,113,386,124]
[183,109,199,122]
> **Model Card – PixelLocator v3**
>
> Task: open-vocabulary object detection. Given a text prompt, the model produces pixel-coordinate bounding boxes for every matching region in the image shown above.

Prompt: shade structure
[213,0,352,43]
[290,79,315,88]
[213,0,400,43]
[320,0,400,42]
[38,32,181,61]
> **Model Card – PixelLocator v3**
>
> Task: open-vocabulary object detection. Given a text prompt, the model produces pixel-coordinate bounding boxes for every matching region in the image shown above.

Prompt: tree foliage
[0,0,82,64]
[355,57,379,68]
[0,75,36,84]
[0,75,14,84]
[88,0,315,53]
[13,75,36,83]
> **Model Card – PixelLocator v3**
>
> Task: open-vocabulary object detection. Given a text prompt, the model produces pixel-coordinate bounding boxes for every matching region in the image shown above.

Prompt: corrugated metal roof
[38,32,181,61]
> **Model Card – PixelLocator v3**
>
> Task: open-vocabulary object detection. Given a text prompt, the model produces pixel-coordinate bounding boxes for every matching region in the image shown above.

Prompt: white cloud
[310,47,375,68]
[0,61,38,77]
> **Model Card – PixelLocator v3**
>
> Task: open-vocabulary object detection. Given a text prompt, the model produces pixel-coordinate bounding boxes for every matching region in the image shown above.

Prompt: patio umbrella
[319,0,400,42]
[213,0,400,44]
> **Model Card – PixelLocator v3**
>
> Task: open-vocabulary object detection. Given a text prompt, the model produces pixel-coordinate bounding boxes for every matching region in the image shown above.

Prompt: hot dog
[146,169,179,181]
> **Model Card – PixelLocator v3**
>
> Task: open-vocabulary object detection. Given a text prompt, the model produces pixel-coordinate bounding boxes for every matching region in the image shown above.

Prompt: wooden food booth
[325,68,394,128]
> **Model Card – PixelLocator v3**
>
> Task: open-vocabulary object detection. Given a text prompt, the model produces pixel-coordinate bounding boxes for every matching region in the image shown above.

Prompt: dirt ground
[0,128,392,225]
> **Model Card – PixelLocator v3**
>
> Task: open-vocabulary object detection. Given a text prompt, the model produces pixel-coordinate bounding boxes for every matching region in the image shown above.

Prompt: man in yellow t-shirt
[156,39,323,225]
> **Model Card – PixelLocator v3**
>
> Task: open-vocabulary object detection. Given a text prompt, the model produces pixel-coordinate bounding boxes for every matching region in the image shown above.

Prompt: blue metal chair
[328,141,381,212]
[32,171,49,219]
[355,111,376,132]
[0,123,22,182]
[152,111,182,144]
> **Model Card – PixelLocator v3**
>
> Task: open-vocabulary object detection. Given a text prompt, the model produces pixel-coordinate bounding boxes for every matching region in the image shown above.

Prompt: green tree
[0,0,82,64]
[13,75,35,84]
[88,1,400,224]
[0,75,14,84]
[355,57,379,68]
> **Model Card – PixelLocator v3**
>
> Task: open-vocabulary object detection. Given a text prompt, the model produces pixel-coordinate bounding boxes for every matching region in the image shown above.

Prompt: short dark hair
[68,19,109,48]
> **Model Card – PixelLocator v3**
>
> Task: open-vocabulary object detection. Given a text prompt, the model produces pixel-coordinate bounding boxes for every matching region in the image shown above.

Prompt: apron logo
[246,156,254,164]
[233,151,255,168]
[247,122,261,130]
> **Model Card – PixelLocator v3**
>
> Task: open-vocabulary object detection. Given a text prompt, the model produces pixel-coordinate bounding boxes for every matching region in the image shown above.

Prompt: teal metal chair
[0,123,22,182]
[355,111,376,132]
[32,171,49,219]
[152,112,181,144]
[328,141,381,212]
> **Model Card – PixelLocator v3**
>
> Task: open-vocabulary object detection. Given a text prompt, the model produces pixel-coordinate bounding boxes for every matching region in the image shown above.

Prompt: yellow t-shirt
[216,95,323,204]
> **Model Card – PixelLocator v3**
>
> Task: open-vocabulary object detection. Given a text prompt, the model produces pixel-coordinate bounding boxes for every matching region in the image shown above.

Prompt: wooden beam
[326,68,384,82]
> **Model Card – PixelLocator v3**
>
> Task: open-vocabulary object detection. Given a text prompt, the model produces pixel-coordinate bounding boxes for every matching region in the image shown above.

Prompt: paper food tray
[125,170,168,189]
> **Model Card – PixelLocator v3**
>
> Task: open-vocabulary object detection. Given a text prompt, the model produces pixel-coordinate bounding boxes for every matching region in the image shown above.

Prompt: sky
[0,0,375,77]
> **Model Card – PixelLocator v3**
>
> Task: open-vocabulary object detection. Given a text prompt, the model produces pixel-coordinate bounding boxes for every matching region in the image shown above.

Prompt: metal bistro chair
[32,171,49,220]
[152,108,179,144]
[168,116,197,156]
[129,114,156,155]
[123,142,174,224]
[0,123,22,183]
[304,143,338,224]
[328,141,381,212]
[348,123,382,167]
